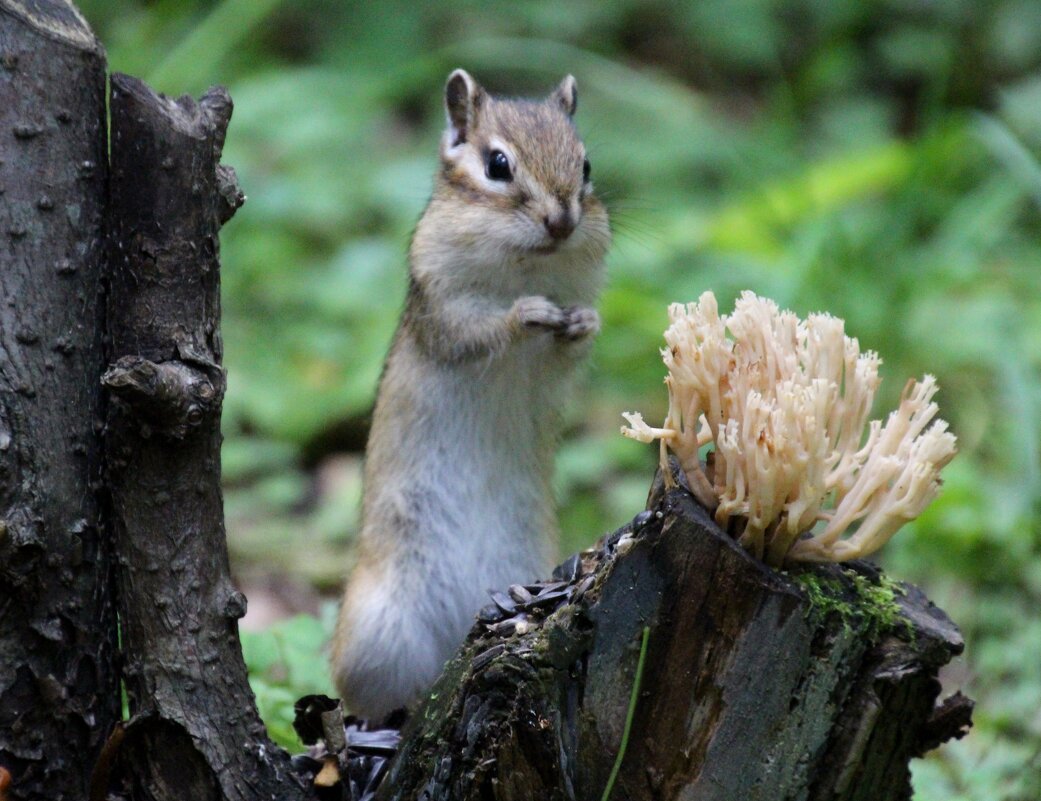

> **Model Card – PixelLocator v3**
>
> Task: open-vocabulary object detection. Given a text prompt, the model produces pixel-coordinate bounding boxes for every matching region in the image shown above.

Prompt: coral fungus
[622,291,957,566]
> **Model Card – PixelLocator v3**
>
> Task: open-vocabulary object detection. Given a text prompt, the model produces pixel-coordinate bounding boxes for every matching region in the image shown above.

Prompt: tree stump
[378,477,971,801]
[0,2,118,797]
[100,74,304,801]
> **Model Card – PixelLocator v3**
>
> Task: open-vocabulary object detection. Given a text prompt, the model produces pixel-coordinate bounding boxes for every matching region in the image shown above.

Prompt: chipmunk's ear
[445,69,484,147]
[551,75,578,117]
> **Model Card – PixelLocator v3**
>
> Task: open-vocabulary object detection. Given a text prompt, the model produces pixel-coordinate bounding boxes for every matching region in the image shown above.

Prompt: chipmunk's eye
[583,158,591,182]
[487,150,512,182]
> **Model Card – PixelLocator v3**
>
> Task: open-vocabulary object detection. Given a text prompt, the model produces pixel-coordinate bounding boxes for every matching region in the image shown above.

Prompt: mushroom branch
[621,291,958,566]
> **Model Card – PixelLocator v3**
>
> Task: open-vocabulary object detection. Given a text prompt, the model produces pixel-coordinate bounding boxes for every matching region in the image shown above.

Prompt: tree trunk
[101,73,306,801]
[0,3,119,799]
[378,478,971,801]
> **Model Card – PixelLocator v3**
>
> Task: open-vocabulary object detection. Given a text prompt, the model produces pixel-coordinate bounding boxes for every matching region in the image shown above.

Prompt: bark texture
[0,3,119,798]
[379,480,970,801]
[102,73,303,801]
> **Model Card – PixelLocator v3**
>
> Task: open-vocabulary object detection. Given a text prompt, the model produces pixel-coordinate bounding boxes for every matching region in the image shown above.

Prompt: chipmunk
[331,69,610,720]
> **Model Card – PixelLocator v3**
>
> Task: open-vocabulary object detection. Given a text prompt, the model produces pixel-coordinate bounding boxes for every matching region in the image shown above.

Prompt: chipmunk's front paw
[558,306,600,341]
[513,295,566,332]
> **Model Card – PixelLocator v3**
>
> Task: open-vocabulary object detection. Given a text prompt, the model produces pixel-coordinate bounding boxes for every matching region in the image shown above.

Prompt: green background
[78,1,1041,797]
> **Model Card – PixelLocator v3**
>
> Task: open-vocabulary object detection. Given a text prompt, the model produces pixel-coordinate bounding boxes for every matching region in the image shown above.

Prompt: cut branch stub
[217,164,246,223]
[102,355,223,438]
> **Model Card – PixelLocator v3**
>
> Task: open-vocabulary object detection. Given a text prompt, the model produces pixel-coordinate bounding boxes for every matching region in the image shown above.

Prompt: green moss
[790,567,909,643]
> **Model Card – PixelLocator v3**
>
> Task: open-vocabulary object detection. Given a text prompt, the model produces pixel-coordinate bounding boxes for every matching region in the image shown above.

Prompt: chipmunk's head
[434,69,610,260]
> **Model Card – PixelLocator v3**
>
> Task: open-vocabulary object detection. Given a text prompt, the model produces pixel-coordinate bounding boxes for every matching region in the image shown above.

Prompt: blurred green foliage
[240,609,337,748]
[79,0,1041,794]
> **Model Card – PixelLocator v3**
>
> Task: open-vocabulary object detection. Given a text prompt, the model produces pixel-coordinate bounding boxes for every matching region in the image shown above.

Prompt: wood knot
[103,356,223,439]
[221,589,247,620]
[216,164,245,224]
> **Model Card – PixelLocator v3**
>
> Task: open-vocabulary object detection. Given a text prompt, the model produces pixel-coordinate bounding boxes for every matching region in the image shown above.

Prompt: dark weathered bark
[102,73,303,801]
[0,3,119,799]
[379,481,970,801]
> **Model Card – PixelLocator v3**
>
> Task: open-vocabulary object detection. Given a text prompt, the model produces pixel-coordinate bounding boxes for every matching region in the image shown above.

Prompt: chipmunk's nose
[543,211,575,241]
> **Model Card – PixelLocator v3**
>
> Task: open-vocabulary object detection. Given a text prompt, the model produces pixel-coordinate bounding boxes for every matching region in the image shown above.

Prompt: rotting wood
[376,471,970,801]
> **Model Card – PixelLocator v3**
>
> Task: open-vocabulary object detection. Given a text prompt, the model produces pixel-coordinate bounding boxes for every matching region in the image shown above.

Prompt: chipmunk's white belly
[409,335,565,589]
[335,332,581,720]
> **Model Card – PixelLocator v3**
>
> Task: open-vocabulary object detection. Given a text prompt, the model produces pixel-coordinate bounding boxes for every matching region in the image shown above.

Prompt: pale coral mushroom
[621,291,957,566]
